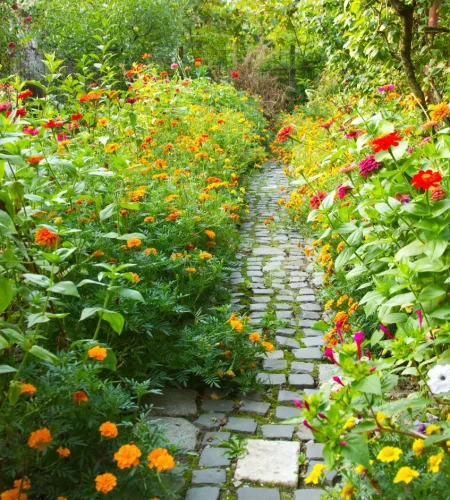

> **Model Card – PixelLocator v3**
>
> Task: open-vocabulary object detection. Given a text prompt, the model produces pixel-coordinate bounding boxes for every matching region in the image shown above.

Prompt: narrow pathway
[150,162,335,500]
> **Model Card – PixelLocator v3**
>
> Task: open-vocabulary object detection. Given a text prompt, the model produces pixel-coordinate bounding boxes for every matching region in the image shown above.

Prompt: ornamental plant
[276,89,450,497]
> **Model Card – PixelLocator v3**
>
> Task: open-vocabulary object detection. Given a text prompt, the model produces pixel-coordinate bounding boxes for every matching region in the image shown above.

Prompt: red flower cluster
[231,71,239,78]
[411,170,442,190]
[18,90,32,99]
[309,191,328,209]
[371,131,402,152]
[42,119,66,128]
[277,125,295,143]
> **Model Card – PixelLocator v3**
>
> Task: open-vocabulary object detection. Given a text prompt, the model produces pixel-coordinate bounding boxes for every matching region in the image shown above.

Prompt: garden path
[150,162,334,500]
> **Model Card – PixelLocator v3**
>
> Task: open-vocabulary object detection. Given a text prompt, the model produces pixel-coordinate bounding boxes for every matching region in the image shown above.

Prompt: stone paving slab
[292,347,322,360]
[148,388,198,417]
[186,487,220,500]
[295,489,326,500]
[256,373,286,386]
[234,440,300,487]
[302,337,324,347]
[192,468,226,484]
[261,424,295,440]
[306,441,325,460]
[237,487,281,500]
[202,431,231,446]
[276,406,301,420]
[194,413,226,430]
[239,400,271,416]
[263,359,287,371]
[288,374,315,388]
[199,447,231,467]
[225,417,258,434]
[278,389,301,403]
[318,364,337,384]
[148,417,199,451]
[201,399,235,413]
[290,361,314,373]
[275,336,300,350]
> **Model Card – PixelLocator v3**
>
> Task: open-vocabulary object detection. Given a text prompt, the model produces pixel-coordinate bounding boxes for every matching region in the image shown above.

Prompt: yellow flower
[428,451,444,473]
[261,341,274,352]
[144,248,157,256]
[412,439,425,457]
[97,117,109,127]
[394,466,419,484]
[129,272,140,282]
[343,416,357,430]
[229,312,244,332]
[104,143,120,153]
[340,484,356,499]
[304,463,327,484]
[127,238,142,248]
[426,424,440,435]
[354,464,366,474]
[377,446,402,463]
[337,241,345,253]
[376,412,387,425]
[185,267,196,273]
[249,332,260,342]
[199,252,212,259]
[429,102,450,121]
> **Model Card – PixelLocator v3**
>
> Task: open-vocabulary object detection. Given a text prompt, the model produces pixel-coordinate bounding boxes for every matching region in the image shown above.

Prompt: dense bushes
[275,89,450,496]
[0,59,270,497]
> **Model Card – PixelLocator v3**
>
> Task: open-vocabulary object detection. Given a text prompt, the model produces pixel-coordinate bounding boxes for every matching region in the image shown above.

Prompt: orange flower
[144,247,157,256]
[20,383,37,395]
[429,102,450,121]
[95,473,117,494]
[104,143,120,153]
[13,478,31,490]
[205,229,215,239]
[229,313,244,332]
[141,53,152,59]
[35,228,59,247]
[153,173,168,181]
[92,250,105,257]
[26,155,45,164]
[129,272,140,282]
[114,444,141,469]
[28,428,52,451]
[97,117,109,127]
[73,391,88,404]
[249,332,260,342]
[147,448,175,471]
[88,346,108,361]
[261,341,275,353]
[199,252,212,259]
[126,238,142,248]
[144,216,155,222]
[166,213,178,220]
[56,446,70,458]
[333,311,348,325]
[99,422,119,438]
[185,267,196,273]
[1,489,28,500]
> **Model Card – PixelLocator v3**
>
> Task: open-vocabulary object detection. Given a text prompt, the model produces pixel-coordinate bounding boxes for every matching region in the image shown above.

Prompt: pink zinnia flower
[416,309,423,329]
[345,130,361,139]
[358,154,382,178]
[170,63,179,69]
[337,184,352,200]
[309,191,327,209]
[320,120,333,129]
[339,164,356,174]
[378,84,395,92]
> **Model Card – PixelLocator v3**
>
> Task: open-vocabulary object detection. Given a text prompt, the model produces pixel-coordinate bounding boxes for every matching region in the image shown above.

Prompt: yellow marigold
[205,229,215,239]
[337,294,348,307]
[394,466,419,484]
[229,313,244,332]
[88,345,107,361]
[428,451,444,473]
[113,444,141,469]
[261,341,274,353]
[56,446,70,458]
[340,484,356,499]
[304,247,314,256]
[304,463,327,484]
[199,252,212,259]
[343,416,357,430]
[97,117,109,127]
[249,332,261,342]
[426,424,440,435]
[337,241,345,253]
[153,173,168,181]
[13,479,31,490]
[144,247,157,256]
[147,448,175,471]
[333,311,348,325]
[100,421,119,438]
[376,411,387,425]
[127,238,142,248]
[104,143,120,153]
[28,428,52,451]
[129,272,140,282]
[324,300,334,310]
[144,216,155,222]
[348,302,358,314]
[377,446,402,463]
[0,489,27,500]
[20,383,37,395]
[198,193,214,201]
[412,439,425,457]
[430,102,450,122]
[95,473,117,494]
[354,464,366,474]
[73,390,88,404]
[185,267,196,273]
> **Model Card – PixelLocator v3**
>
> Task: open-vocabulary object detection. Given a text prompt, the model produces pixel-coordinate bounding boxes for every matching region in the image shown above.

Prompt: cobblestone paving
[150,163,333,499]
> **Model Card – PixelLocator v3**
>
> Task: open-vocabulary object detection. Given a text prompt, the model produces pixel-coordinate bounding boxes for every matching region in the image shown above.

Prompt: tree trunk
[289,44,296,88]
[387,0,426,107]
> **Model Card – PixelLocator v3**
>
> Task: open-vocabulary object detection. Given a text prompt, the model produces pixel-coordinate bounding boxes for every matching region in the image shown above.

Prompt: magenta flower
[335,323,344,343]
[320,120,334,129]
[293,399,303,409]
[304,400,310,411]
[369,366,376,372]
[324,347,341,367]
[345,130,361,140]
[354,331,364,359]
[358,154,382,178]
[379,324,394,339]
[340,441,347,446]
[365,349,371,360]
[318,412,328,420]
[0,102,12,111]
[378,84,395,92]
[333,375,345,387]
[416,309,423,329]
[339,164,356,174]
[419,137,431,147]
[337,184,352,200]
[170,63,179,69]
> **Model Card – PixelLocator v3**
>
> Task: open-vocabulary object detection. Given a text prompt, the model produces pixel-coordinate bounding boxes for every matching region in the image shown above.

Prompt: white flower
[428,364,450,394]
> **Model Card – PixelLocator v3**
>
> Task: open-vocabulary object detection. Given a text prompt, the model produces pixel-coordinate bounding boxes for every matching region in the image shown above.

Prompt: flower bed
[274,91,450,497]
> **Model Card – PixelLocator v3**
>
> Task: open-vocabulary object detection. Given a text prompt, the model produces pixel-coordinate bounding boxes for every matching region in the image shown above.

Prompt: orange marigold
[261,341,275,352]
[20,383,37,395]
[113,444,141,469]
[0,489,28,500]
[13,478,31,490]
[229,312,244,332]
[429,102,450,122]
[35,228,59,248]
[249,332,261,343]
[92,251,105,257]
[127,238,142,248]
[147,448,175,472]
[144,216,155,222]
[28,428,52,451]
[333,311,348,325]
[26,155,45,164]
[73,391,88,404]
[144,247,157,256]
[205,229,215,239]
[104,143,120,153]
[95,473,117,494]
[129,272,140,282]
[185,267,196,273]
[99,422,119,438]
[56,446,70,458]
[88,345,108,361]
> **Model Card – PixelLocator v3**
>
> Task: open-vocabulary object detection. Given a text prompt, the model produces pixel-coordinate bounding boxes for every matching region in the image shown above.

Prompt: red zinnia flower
[6,107,26,118]
[8,42,16,49]
[18,90,32,99]
[231,71,239,78]
[277,125,295,143]
[411,170,442,190]
[309,191,328,209]
[42,119,65,128]
[371,131,402,152]
[71,113,83,121]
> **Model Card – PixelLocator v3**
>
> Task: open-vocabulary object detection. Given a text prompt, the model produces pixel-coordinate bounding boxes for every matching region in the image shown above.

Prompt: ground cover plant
[275,89,450,497]
[0,53,274,498]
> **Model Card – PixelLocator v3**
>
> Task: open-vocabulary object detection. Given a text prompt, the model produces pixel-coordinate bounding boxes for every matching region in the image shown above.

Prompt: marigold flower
[340,484,356,499]
[56,446,70,458]
[73,391,88,404]
[144,216,155,222]
[97,117,109,127]
[425,424,440,435]
[261,341,274,352]
[26,155,44,164]
[104,143,120,153]
[304,463,327,484]
[88,345,107,361]
[248,332,261,343]
[412,438,425,457]
[99,421,119,438]
[277,125,295,143]
[0,489,27,500]
[13,479,31,490]
[20,383,37,394]
[28,428,52,451]
[35,228,59,248]
[377,446,402,462]
[114,444,141,469]
[411,169,442,190]
[95,473,117,494]
[394,466,419,484]
[185,267,196,273]
[199,252,212,259]
[371,131,402,152]
[429,102,450,121]
[205,229,215,239]
[126,238,142,249]
[148,448,175,471]
[229,312,244,332]
[129,272,140,282]
[92,251,105,257]
[354,464,366,474]
[144,248,157,256]
[333,311,348,325]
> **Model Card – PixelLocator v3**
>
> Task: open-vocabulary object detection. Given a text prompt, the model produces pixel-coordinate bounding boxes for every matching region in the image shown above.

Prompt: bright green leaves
[0,277,13,314]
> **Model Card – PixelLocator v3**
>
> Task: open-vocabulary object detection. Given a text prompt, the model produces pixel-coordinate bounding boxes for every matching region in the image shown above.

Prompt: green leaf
[120,202,140,210]
[430,307,450,320]
[379,312,408,324]
[376,398,431,416]
[117,233,146,241]
[424,240,447,260]
[99,203,116,221]
[27,313,50,328]
[352,374,382,396]
[425,429,450,446]
[80,307,101,321]
[48,281,80,297]
[419,285,446,302]
[0,364,17,374]
[0,277,13,315]
[384,292,416,307]
[23,273,51,287]
[394,240,424,261]
[116,287,145,303]
[340,433,370,468]
[101,311,124,334]
[0,209,17,235]
[335,247,355,272]
[29,345,59,364]
[102,348,117,371]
